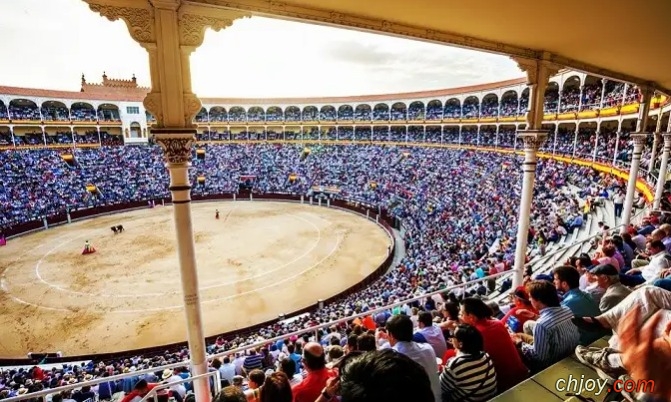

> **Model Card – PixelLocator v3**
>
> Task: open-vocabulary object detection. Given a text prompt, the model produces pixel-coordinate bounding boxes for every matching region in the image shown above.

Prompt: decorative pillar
[513,132,547,285]
[599,79,607,109]
[620,134,648,228]
[552,124,559,154]
[613,131,621,166]
[592,131,600,162]
[649,133,660,172]
[653,134,671,210]
[84,3,249,402]
[649,108,665,171]
[511,57,557,286]
[621,87,653,231]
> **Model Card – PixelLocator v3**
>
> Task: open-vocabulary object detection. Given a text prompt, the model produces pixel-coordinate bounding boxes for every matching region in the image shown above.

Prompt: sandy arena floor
[0,201,391,358]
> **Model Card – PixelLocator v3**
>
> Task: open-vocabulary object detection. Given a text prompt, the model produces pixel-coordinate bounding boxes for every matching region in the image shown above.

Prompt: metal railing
[525,203,648,272]
[487,202,650,302]
[140,371,222,402]
[1,270,514,402]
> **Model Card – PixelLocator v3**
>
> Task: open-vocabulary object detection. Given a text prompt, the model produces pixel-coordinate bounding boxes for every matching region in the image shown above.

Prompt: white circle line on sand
[29,209,323,298]
[5,233,343,314]
[33,230,107,288]
[1,233,82,277]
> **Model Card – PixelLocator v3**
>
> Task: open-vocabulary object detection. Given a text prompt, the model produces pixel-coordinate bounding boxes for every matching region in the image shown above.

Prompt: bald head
[660,223,671,236]
[651,229,665,241]
[302,342,326,371]
[304,342,323,356]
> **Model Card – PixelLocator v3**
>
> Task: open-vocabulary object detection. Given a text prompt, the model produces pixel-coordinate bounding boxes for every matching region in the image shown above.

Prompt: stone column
[621,134,648,229]
[653,133,671,210]
[511,57,557,286]
[552,124,559,154]
[621,87,653,231]
[612,131,621,166]
[592,131,600,162]
[649,133,660,172]
[153,131,208,390]
[84,3,249,402]
[571,127,579,158]
[513,131,547,286]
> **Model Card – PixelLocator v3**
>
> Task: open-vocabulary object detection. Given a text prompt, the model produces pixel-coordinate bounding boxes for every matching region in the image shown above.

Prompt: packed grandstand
[1,70,671,402]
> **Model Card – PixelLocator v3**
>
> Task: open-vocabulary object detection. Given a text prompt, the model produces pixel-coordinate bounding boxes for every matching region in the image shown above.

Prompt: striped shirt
[520,306,580,370]
[242,353,263,372]
[439,351,497,402]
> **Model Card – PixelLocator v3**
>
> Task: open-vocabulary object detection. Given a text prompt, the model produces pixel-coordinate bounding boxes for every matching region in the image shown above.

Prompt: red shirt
[292,368,334,402]
[120,383,159,402]
[500,305,538,333]
[474,319,528,391]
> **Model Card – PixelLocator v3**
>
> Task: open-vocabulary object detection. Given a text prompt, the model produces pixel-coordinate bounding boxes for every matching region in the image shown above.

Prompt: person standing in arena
[216,209,220,219]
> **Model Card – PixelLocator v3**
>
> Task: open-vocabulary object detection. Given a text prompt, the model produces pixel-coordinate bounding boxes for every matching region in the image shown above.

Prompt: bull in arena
[111,225,125,234]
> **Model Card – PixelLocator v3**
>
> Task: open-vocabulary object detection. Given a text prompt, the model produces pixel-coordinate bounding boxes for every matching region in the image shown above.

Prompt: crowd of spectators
[559,86,581,113]
[40,105,70,122]
[71,106,98,122]
[544,88,559,113]
[8,104,41,121]
[580,82,603,111]
[0,102,8,120]
[2,140,670,402]
[480,97,498,118]
[0,79,642,130]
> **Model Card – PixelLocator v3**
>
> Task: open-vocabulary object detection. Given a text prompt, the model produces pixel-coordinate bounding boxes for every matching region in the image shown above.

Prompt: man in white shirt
[413,311,448,359]
[233,352,246,375]
[219,356,237,384]
[381,314,441,402]
[622,240,669,287]
[161,369,186,400]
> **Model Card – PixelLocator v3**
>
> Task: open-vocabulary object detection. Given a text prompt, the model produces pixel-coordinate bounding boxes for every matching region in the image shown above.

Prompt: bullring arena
[2,2,671,401]
[0,201,391,357]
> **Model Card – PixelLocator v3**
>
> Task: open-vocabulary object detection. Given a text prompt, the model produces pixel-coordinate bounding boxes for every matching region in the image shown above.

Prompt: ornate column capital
[83,0,250,128]
[662,132,671,147]
[152,129,196,165]
[513,57,561,131]
[512,57,561,86]
[85,1,156,45]
[178,3,249,49]
[630,132,650,149]
[516,129,548,152]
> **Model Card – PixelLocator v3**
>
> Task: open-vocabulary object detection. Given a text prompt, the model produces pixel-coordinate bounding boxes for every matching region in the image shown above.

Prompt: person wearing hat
[161,369,186,401]
[590,264,632,312]
[500,286,538,334]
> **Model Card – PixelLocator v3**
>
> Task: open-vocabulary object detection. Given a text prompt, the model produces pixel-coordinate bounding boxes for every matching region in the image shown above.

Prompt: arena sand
[0,201,391,358]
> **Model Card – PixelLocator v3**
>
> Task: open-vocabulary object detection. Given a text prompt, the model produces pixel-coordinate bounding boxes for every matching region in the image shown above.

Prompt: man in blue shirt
[553,265,604,345]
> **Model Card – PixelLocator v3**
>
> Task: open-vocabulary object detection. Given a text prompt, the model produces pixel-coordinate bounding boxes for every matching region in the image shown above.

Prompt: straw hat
[161,369,173,380]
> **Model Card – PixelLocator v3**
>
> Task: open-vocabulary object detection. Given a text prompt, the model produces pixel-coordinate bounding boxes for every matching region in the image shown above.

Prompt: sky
[0,0,523,98]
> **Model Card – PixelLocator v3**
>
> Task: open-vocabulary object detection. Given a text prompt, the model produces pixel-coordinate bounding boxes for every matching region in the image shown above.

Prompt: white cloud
[0,0,523,98]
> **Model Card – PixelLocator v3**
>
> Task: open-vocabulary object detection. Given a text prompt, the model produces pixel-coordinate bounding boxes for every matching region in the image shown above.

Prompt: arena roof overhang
[194,0,671,95]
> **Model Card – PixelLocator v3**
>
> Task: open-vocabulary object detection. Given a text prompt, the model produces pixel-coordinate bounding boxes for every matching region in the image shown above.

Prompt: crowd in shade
[0,142,656,401]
